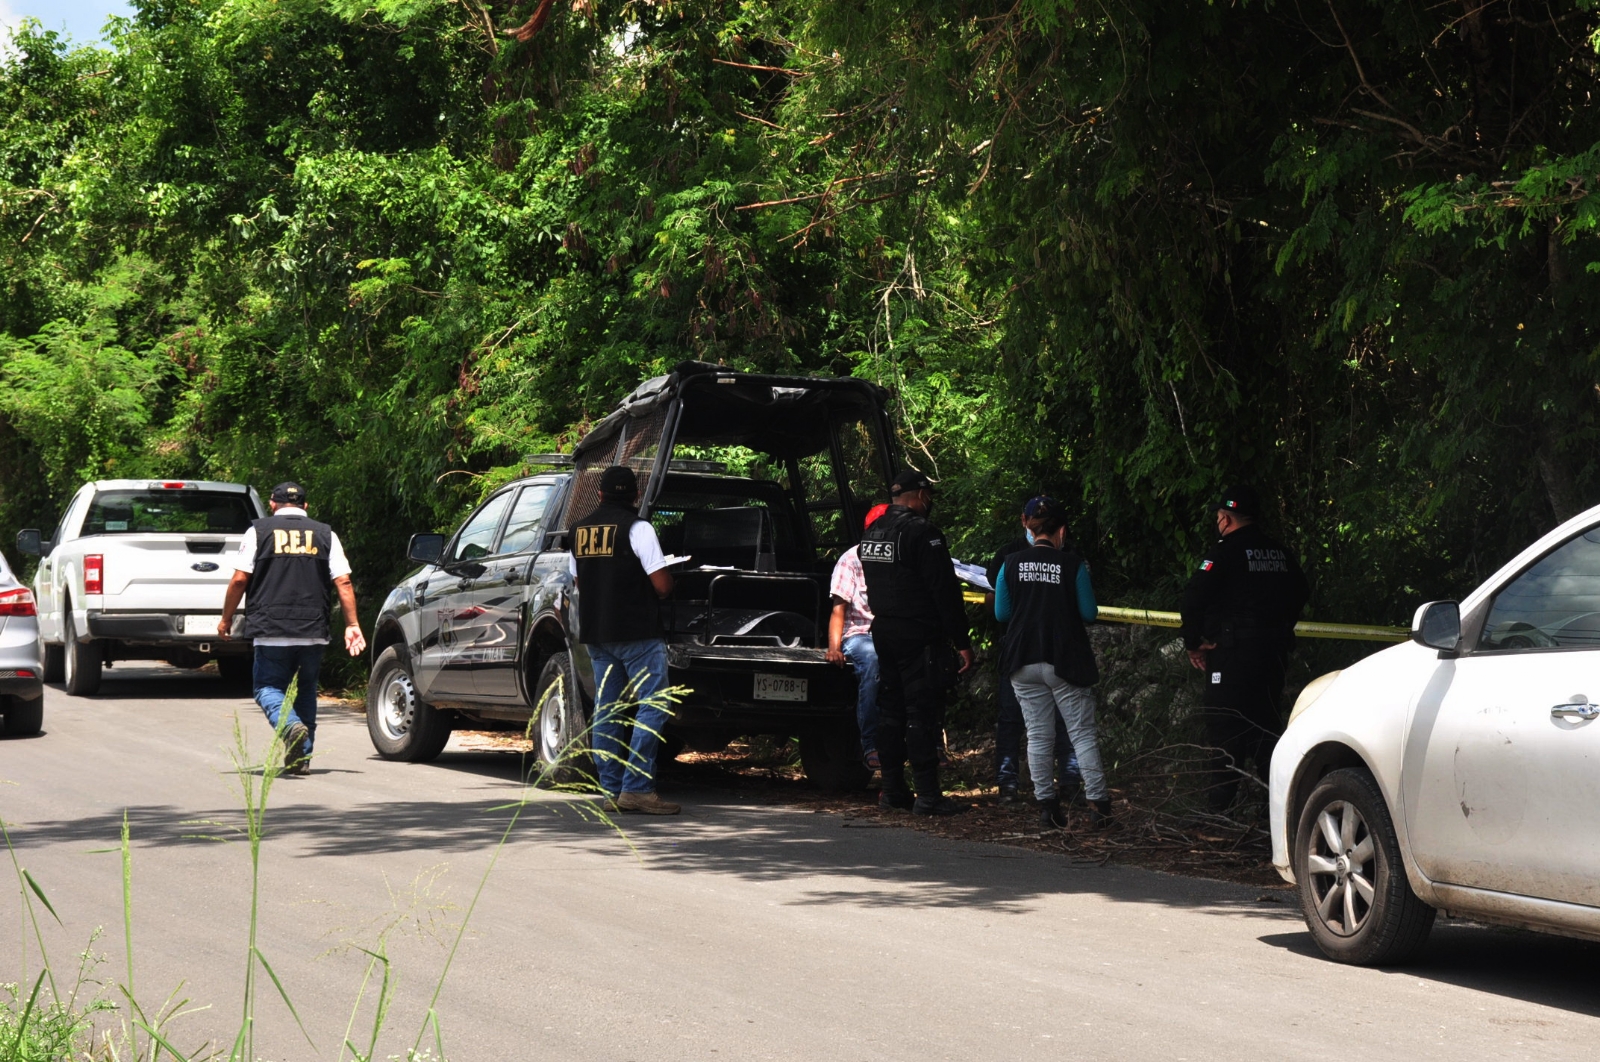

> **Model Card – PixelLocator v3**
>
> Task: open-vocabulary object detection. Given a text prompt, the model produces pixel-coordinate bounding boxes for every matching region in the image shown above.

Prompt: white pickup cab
[20,479,265,695]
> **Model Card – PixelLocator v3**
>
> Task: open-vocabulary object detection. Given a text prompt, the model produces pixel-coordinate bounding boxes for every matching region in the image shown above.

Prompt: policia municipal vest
[572,502,661,644]
[999,544,1099,688]
[242,513,334,641]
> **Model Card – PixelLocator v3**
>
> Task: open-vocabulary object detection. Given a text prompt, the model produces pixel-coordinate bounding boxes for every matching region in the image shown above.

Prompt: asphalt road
[4,665,1600,1061]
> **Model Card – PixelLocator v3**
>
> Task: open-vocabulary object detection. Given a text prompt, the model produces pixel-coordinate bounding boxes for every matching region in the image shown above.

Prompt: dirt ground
[446,723,1291,892]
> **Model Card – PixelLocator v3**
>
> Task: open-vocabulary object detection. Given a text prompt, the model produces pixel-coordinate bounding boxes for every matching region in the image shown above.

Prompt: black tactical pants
[872,635,950,801]
[1198,645,1286,810]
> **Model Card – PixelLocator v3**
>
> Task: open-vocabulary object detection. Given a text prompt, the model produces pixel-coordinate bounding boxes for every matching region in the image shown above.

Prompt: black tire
[799,723,871,793]
[366,645,452,762]
[62,607,102,697]
[3,697,43,737]
[39,641,64,684]
[217,655,253,691]
[1294,767,1436,965]
[532,651,594,786]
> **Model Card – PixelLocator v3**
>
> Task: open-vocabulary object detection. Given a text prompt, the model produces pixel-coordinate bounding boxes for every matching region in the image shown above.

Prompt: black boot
[1038,798,1066,831]
[1089,799,1114,830]
[997,784,1021,806]
[912,795,969,816]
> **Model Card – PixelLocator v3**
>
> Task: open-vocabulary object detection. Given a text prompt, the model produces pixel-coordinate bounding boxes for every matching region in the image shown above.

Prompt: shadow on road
[59,664,252,702]
[1259,925,1600,1018]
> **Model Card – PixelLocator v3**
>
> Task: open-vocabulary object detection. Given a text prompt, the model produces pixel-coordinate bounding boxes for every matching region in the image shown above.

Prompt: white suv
[19,480,265,695]
[1272,504,1600,963]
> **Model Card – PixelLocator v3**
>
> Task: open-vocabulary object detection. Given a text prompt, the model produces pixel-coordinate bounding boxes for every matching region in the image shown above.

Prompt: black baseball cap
[270,482,307,505]
[599,465,638,498]
[1214,484,1260,519]
[1023,495,1069,524]
[889,469,935,496]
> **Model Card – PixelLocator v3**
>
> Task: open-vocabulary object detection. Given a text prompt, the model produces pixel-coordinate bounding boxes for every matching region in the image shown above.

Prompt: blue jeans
[996,665,1078,789]
[253,644,325,752]
[842,633,880,755]
[588,639,672,796]
[1010,662,1106,802]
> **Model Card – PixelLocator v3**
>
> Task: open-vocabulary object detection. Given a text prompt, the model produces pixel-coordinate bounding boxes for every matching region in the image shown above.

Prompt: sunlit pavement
[4,665,1598,1061]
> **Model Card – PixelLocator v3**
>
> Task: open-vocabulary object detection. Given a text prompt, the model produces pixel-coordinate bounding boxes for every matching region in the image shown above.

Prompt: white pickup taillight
[0,587,36,617]
[83,555,103,595]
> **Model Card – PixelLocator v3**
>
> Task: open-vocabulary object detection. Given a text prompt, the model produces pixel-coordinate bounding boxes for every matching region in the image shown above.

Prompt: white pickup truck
[18,479,266,695]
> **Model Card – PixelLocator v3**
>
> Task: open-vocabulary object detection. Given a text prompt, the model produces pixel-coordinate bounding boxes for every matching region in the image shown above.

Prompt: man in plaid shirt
[826,504,890,770]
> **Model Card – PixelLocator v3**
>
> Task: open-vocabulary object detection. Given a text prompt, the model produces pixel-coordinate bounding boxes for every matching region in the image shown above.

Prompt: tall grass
[1,668,683,1061]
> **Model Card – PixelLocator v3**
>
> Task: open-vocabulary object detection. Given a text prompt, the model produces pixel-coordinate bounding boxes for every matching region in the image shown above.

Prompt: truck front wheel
[799,723,871,793]
[367,646,452,762]
[532,651,594,787]
[62,607,102,697]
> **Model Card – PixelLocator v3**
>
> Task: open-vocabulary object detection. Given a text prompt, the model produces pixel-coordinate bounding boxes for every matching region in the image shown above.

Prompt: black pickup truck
[365,362,899,790]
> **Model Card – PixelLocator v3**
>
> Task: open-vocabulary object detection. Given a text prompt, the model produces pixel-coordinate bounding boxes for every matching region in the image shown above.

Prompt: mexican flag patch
[1199,559,1214,571]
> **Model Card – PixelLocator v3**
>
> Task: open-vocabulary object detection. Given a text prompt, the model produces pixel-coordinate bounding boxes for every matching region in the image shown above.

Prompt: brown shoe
[617,791,681,815]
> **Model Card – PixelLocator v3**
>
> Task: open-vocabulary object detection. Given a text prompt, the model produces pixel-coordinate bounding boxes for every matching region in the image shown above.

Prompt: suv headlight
[1288,670,1342,725]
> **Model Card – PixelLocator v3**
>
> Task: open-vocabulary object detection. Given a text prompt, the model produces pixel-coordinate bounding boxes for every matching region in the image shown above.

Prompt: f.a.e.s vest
[1000,544,1099,687]
[572,502,661,644]
[242,513,334,641]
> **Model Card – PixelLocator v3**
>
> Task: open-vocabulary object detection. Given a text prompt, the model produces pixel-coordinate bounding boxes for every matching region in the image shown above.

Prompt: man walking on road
[993,496,1111,830]
[1180,484,1309,810]
[570,465,681,815]
[219,482,366,774]
[860,469,975,816]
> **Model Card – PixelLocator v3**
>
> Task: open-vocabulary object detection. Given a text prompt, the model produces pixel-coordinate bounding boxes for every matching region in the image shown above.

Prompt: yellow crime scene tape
[960,591,1409,643]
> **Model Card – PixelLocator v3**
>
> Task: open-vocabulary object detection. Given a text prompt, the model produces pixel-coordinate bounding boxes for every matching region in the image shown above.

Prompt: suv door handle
[1551,701,1600,720]
[457,578,474,591]
[503,569,521,584]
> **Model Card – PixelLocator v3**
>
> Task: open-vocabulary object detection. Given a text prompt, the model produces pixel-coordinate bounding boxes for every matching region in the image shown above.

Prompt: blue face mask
[1025,529,1036,545]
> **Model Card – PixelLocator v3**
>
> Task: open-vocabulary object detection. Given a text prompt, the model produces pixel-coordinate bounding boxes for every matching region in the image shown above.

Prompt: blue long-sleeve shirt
[994,559,1096,623]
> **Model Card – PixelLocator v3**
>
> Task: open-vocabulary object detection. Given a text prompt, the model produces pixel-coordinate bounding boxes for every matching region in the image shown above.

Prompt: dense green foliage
[5,0,1600,642]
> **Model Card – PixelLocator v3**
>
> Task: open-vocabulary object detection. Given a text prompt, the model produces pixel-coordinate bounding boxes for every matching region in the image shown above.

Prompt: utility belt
[1208,619,1291,652]
[877,635,962,691]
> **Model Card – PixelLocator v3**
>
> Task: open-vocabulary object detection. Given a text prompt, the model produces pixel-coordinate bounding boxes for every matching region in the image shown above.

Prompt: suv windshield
[83,491,256,535]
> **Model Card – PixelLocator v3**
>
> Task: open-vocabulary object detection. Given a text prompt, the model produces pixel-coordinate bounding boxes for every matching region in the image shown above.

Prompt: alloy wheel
[539,676,569,764]
[1305,799,1377,937]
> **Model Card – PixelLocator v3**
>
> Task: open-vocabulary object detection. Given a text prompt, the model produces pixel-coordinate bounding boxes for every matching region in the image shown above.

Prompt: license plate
[184,614,222,635]
[754,674,808,702]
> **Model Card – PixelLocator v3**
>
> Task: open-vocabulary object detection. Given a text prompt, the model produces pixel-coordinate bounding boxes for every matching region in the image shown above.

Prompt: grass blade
[254,947,317,1050]
[11,969,46,1055]
[131,1018,189,1061]
[22,868,62,926]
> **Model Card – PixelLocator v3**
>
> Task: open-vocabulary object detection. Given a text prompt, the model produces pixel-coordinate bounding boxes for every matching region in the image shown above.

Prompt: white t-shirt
[567,519,668,579]
[234,507,352,646]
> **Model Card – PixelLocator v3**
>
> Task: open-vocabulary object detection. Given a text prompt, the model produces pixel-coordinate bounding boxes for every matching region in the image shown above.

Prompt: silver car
[0,548,44,736]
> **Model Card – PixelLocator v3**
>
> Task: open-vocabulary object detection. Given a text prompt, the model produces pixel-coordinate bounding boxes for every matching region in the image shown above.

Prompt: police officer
[859,469,975,815]
[1180,484,1309,810]
[218,482,366,774]
[570,465,680,815]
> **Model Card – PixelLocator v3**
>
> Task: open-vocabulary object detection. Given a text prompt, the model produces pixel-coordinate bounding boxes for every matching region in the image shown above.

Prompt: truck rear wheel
[367,646,452,762]
[39,642,64,684]
[533,651,594,786]
[217,655,253,691]
[62,608,102,697]
[799,724,871,793]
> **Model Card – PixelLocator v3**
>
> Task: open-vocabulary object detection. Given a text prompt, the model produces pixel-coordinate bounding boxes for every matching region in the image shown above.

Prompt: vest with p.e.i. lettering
[242,513,334,641]
[572,502,660,644]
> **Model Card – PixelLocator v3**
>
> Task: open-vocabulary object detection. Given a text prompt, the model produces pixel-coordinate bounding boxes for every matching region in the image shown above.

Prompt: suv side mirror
[16,529,43,556]
[407,533,446,565]
[1411,600,1461,654]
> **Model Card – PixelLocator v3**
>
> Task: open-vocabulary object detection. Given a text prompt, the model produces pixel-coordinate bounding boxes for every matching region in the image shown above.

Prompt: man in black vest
[986,495,1080,806]
[1180,484,1310,810]
[570,465,680,815]
[860,469,975,816]
[993,496,1111,830]
[219,482,366,774]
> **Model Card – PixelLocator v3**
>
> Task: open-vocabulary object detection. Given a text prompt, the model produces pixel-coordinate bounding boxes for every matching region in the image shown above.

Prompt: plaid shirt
[828,546,874,638]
